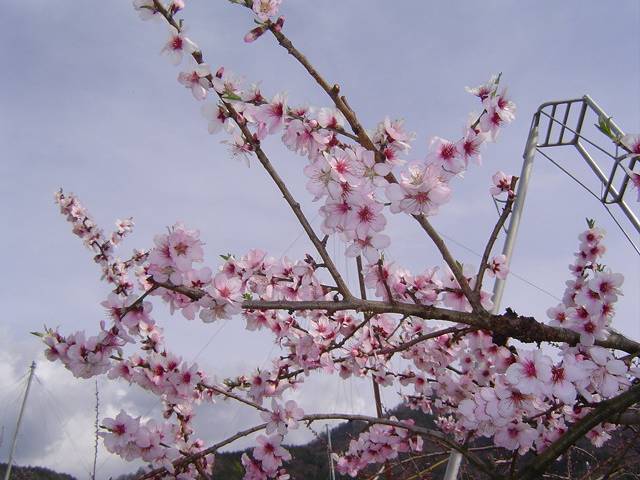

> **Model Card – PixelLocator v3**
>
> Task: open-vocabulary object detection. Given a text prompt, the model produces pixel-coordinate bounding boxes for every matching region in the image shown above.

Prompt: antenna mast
[3,361,36,480]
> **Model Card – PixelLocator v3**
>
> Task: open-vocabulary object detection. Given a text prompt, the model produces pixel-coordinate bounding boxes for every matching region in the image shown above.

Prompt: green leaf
[222,93,242,102]
[595,116,619,142]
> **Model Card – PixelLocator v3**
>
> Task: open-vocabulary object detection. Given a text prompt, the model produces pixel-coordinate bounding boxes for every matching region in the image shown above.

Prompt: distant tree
[38,1,640,478]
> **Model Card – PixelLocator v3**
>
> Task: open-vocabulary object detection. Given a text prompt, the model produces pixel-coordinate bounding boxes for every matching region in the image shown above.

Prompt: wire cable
[536,148,640,255]
[439,232,563,302]
[33,375,94,476]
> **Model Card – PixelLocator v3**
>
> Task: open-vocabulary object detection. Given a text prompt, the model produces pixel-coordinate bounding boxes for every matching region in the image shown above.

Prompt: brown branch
[136,413,498,480]
[377,326,472,357]
[519,383,640,480]
[267,26,378,153]
[202,383,268,412]
[151,281,640,354]
[611,410,640,425]
[377,258,396,304]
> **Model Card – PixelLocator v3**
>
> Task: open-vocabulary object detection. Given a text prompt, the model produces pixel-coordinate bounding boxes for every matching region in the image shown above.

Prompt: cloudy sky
[1,1,639,478]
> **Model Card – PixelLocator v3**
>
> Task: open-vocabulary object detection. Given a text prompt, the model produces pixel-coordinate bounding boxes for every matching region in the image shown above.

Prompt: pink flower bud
[244,26,266,43]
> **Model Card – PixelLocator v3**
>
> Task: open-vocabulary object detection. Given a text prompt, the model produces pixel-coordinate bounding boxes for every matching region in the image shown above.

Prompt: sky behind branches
[1,1,639,478]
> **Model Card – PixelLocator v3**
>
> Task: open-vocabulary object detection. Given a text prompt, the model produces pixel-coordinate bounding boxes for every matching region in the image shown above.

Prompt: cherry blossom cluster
[131,0,517,281]
[101,410,178,467]
[54,190,146,295]
[241,434,291,480]
[101,409,216,478]
[42,327,122,379]
[546,223,623,346]
[40,1,640,478]
[109,351,207,405]
[334,419,423,477]
[438,226,632,455]
[457,343,632,450]
[361,260,498,309]
[49,193,218,475]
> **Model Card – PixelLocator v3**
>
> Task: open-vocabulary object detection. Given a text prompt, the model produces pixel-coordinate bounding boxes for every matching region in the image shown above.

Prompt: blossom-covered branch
[40,1,640,479]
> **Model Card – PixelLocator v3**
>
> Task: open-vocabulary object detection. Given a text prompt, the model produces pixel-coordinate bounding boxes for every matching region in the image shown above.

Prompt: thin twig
[474,176,519,298]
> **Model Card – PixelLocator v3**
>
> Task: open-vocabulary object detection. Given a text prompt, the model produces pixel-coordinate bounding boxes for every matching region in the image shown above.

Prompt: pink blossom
[345,233,390,264]
[587,347,629,398]
[427,137,465,175]
[252,0,282,21]
[546,304,569,327]
[201,102,230,134]
[490,171,514,196]
[253,434,291,474]
[344,196,386,237]
[260,399,304,435]
[483,88,516,125]
[178,63,211,100]
[457,128,484,166]
[132,0,160,21]
[161,26,198,65]
[494,421,537,454]
[506,350,552,396]
[385,162,451,216]
[254,93,287,133]
[465,75,499,101]
[317,107,345,130]
[588,271,624,303]
[211,67,243,97]
[621,133,640,155]
[486,254,509,279]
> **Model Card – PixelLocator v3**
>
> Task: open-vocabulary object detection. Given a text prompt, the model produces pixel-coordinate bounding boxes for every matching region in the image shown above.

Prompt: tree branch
[268,26,378,153]
[152,281,640,354]
[136,413,499,480]
[519,383,640,480]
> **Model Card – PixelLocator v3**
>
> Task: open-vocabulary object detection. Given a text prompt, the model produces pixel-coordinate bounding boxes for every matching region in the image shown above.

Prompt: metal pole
[443,114,540,480]
[443,451,463,480]
[327,424,336,480]
[491,115,540,311]
[92,380,99,480]
[3,362,36,480]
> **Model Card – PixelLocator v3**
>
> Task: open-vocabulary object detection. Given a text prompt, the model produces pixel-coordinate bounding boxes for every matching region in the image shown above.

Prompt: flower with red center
[161,26,198,65]
[506,350,552,396]
[427,137,465,175]
[254,93,287,134]
[253,434,291,474]
[177,63,211,100]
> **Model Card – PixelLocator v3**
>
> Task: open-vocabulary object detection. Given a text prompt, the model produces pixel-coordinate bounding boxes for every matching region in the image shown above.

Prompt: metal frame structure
[444,95,638,480]
[536,96,638,229]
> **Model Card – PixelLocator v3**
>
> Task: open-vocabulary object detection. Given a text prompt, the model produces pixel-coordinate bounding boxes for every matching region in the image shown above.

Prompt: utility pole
[3,361,36,480]
[326,424,336,480]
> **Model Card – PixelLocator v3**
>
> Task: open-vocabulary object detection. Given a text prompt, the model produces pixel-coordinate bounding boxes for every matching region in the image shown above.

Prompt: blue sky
[1,1,639,478]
